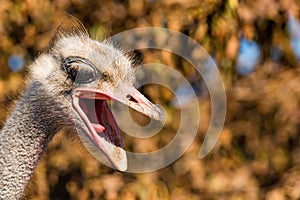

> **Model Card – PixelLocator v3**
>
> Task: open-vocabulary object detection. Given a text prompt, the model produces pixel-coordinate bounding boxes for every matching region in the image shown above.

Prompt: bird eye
[62,56,99,84]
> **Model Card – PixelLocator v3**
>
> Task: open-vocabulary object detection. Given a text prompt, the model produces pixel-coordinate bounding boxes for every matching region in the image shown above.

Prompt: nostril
[126,95,138,103]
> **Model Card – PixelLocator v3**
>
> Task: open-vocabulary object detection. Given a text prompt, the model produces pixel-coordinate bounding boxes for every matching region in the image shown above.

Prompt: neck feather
[0,81,68,199]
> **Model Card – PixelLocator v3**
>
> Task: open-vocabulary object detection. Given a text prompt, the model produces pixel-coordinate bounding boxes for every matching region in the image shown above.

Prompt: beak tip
[116,162,128,172]
[112,147,128,172]
[158,112,165,121]
[153,106,166,122]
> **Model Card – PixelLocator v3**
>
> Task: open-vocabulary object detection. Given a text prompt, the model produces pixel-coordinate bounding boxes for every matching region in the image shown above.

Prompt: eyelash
[62,56,100,84]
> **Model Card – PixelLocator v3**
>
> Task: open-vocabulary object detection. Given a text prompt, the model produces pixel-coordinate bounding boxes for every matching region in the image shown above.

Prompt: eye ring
[62,56,100,84]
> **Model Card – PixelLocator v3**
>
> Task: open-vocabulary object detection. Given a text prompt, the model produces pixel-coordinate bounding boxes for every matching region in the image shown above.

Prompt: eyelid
[63,56,97,69]
[62,56,101,83]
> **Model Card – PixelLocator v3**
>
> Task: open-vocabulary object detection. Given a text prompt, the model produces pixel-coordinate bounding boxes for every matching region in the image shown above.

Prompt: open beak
[72,85,164,171]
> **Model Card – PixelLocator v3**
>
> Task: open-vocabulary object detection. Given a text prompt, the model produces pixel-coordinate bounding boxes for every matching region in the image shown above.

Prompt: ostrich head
[30,29,164,171]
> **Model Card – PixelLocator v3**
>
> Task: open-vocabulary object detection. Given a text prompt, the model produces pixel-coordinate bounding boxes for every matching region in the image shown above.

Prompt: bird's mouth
[72,87,164,171]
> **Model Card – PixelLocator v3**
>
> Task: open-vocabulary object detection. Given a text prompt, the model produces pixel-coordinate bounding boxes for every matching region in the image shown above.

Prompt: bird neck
[0,81,68,199]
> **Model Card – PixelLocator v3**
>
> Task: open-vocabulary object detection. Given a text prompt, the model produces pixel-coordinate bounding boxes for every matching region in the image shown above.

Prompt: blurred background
[0,0,300,199]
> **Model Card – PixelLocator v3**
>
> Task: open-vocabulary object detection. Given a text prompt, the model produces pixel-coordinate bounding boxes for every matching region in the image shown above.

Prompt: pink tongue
[92,123,106,133]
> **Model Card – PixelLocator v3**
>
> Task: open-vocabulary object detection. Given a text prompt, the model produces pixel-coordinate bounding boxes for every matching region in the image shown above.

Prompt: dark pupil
[63,57,98,83]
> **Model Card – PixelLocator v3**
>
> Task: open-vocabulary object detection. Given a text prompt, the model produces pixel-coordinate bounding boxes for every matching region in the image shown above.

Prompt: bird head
[30,29,164,171]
